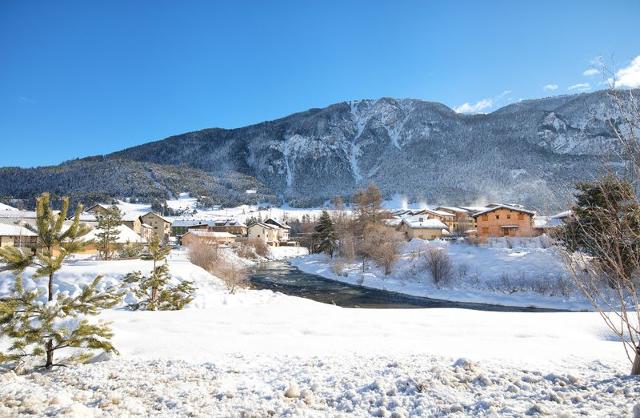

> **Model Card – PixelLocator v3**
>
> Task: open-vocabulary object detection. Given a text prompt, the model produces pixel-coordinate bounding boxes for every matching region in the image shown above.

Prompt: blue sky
[1,0,638,167]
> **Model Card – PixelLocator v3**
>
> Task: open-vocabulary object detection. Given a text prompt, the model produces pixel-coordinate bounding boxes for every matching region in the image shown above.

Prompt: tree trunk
[632,345,640,375]
[46,269,54,369]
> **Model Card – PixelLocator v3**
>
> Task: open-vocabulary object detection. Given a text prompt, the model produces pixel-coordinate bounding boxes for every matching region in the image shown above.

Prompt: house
[472,204,537,242]
[248,222,281,246]
[533,210,572,234]
[398,217,449,240]
[0,224,38,251]
[140,212,172,243]
[171,219,210,236]
[207,219,248,236]
[435,206,476,234]
[181,230,237,247]
[85,204,110,216]
[264,218,290,242]
[78,224,146,254]
[121,213,143,236]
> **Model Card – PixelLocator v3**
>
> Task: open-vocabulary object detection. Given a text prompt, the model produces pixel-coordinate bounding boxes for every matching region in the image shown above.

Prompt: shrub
[246,237,269,258]
[424,247,453,286]
[187,241,219,271]
[119,242,144,259]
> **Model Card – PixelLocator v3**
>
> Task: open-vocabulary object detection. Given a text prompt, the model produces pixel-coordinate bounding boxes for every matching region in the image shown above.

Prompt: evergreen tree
[246,216,259,227]
[312,210,337,258]
[95,205,122,260]
[0,193,123,370]
[123,235,195,310]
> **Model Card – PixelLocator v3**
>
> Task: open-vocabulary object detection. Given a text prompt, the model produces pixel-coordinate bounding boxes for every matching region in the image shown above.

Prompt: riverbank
[291,239,593,311]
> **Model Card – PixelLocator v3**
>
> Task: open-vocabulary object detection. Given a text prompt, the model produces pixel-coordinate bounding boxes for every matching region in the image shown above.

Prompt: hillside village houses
[181,230,237,247]
[140,212,172,243]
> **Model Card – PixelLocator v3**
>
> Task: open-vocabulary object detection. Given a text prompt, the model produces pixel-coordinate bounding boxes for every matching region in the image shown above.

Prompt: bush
[424,247,453,286]
[187,241,219,271]
[246,237,269,258]
[331,260,348,277]
[361,224,404,275]
[119,242,144,259]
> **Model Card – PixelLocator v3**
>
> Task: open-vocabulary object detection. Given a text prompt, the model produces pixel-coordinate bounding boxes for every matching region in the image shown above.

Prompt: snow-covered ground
[292,238,594,311]
[1,251,638,416]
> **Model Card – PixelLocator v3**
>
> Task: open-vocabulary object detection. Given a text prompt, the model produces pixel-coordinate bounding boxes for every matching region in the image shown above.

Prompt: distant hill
[1,89,635,209]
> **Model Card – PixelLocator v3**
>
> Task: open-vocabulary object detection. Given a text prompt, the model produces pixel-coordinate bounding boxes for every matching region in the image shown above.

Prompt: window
[506,214,511,219]
[496,215,500,220]
[481,215,488,221]
[518,213,525,220]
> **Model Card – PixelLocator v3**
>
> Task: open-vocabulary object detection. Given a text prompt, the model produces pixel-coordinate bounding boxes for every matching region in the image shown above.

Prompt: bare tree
[557,84,640,375]
[361,224,404,275]
[424,246,453,286]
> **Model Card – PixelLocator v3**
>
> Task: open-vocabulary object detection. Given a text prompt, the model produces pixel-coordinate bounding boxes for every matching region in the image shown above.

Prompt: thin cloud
[582,68,599,77]
[543,84,559,91]
[568,83,591,91]
[613,55,640,88]
[454,98,492,114]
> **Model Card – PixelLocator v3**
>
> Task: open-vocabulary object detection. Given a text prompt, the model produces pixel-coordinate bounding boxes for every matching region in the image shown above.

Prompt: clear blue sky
[1,0,638,167]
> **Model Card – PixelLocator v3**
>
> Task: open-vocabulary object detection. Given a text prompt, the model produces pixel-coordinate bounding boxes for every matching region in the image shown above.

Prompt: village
[0,198,572,254]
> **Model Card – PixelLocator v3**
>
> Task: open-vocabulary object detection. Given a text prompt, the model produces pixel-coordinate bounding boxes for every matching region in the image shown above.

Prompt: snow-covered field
[1,251,638,416]
[292,238,593,311]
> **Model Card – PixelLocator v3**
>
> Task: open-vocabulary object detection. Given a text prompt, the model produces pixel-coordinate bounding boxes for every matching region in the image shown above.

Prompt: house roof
[184,230,236,239]
[435,206,471,215]
[0,210,38,219]
[471,204,536,218]
[250,222,280,230]
[264,218,291,229]
[0,224,37,237]
[82,224,145,244]
[122,213,142,222]
[402,218,448,229]
[172,219,210,227]
[86,204,109,212]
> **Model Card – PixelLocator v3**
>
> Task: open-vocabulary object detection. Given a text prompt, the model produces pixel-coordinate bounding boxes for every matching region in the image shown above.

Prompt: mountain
[0,89,634,210]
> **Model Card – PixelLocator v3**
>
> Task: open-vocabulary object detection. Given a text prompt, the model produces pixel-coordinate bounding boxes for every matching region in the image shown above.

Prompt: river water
[249,261,564,312]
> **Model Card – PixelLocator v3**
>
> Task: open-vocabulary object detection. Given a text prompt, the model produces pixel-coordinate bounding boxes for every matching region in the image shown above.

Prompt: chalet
[399,217,449,240]
[264,218,290,242]
[435,206,476,233]
[533,210,572,234]
[171,219,210,236]
[208,219,248,236]
[472,204,537,242]
[248,222,281,246]
[140,212,172,243]
[0,224,38,252]
[86,204,111,216]
[181,230,237,247]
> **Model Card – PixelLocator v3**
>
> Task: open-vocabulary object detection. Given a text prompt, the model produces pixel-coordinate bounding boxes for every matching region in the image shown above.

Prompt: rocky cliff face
[1,90,634,209]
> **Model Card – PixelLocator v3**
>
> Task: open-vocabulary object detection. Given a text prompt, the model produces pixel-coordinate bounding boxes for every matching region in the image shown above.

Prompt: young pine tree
[312,210,337,258]
[95,205,122,260]
[0,193,123,370]
[124,235,195,310]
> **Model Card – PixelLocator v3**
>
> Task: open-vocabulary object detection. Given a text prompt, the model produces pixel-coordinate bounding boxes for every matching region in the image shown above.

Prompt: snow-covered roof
[0,210,37,219]
[172,219,210,227]
[472,204,536,218]
[122,213,142,222]
[264,218,291,229]
[402,218,448,229]
[435,206,470,214]
[0,224,37,237]
[0,202,18,211]
[82,224,145,244]
[250,222,279,230]
[185,230,236,239]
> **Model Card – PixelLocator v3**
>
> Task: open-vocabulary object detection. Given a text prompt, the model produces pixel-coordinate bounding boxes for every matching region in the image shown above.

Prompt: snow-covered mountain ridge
[1,89,635,209]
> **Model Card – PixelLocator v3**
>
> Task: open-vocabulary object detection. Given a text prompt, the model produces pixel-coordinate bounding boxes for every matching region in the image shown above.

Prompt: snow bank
[291,240,591,310]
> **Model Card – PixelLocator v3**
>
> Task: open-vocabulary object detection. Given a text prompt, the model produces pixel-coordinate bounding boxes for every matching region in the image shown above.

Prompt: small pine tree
[0,193,123,370]
[312,210,337,258]
[246,216,259,227]
[95,205,122,260]
[123,235,195,310]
